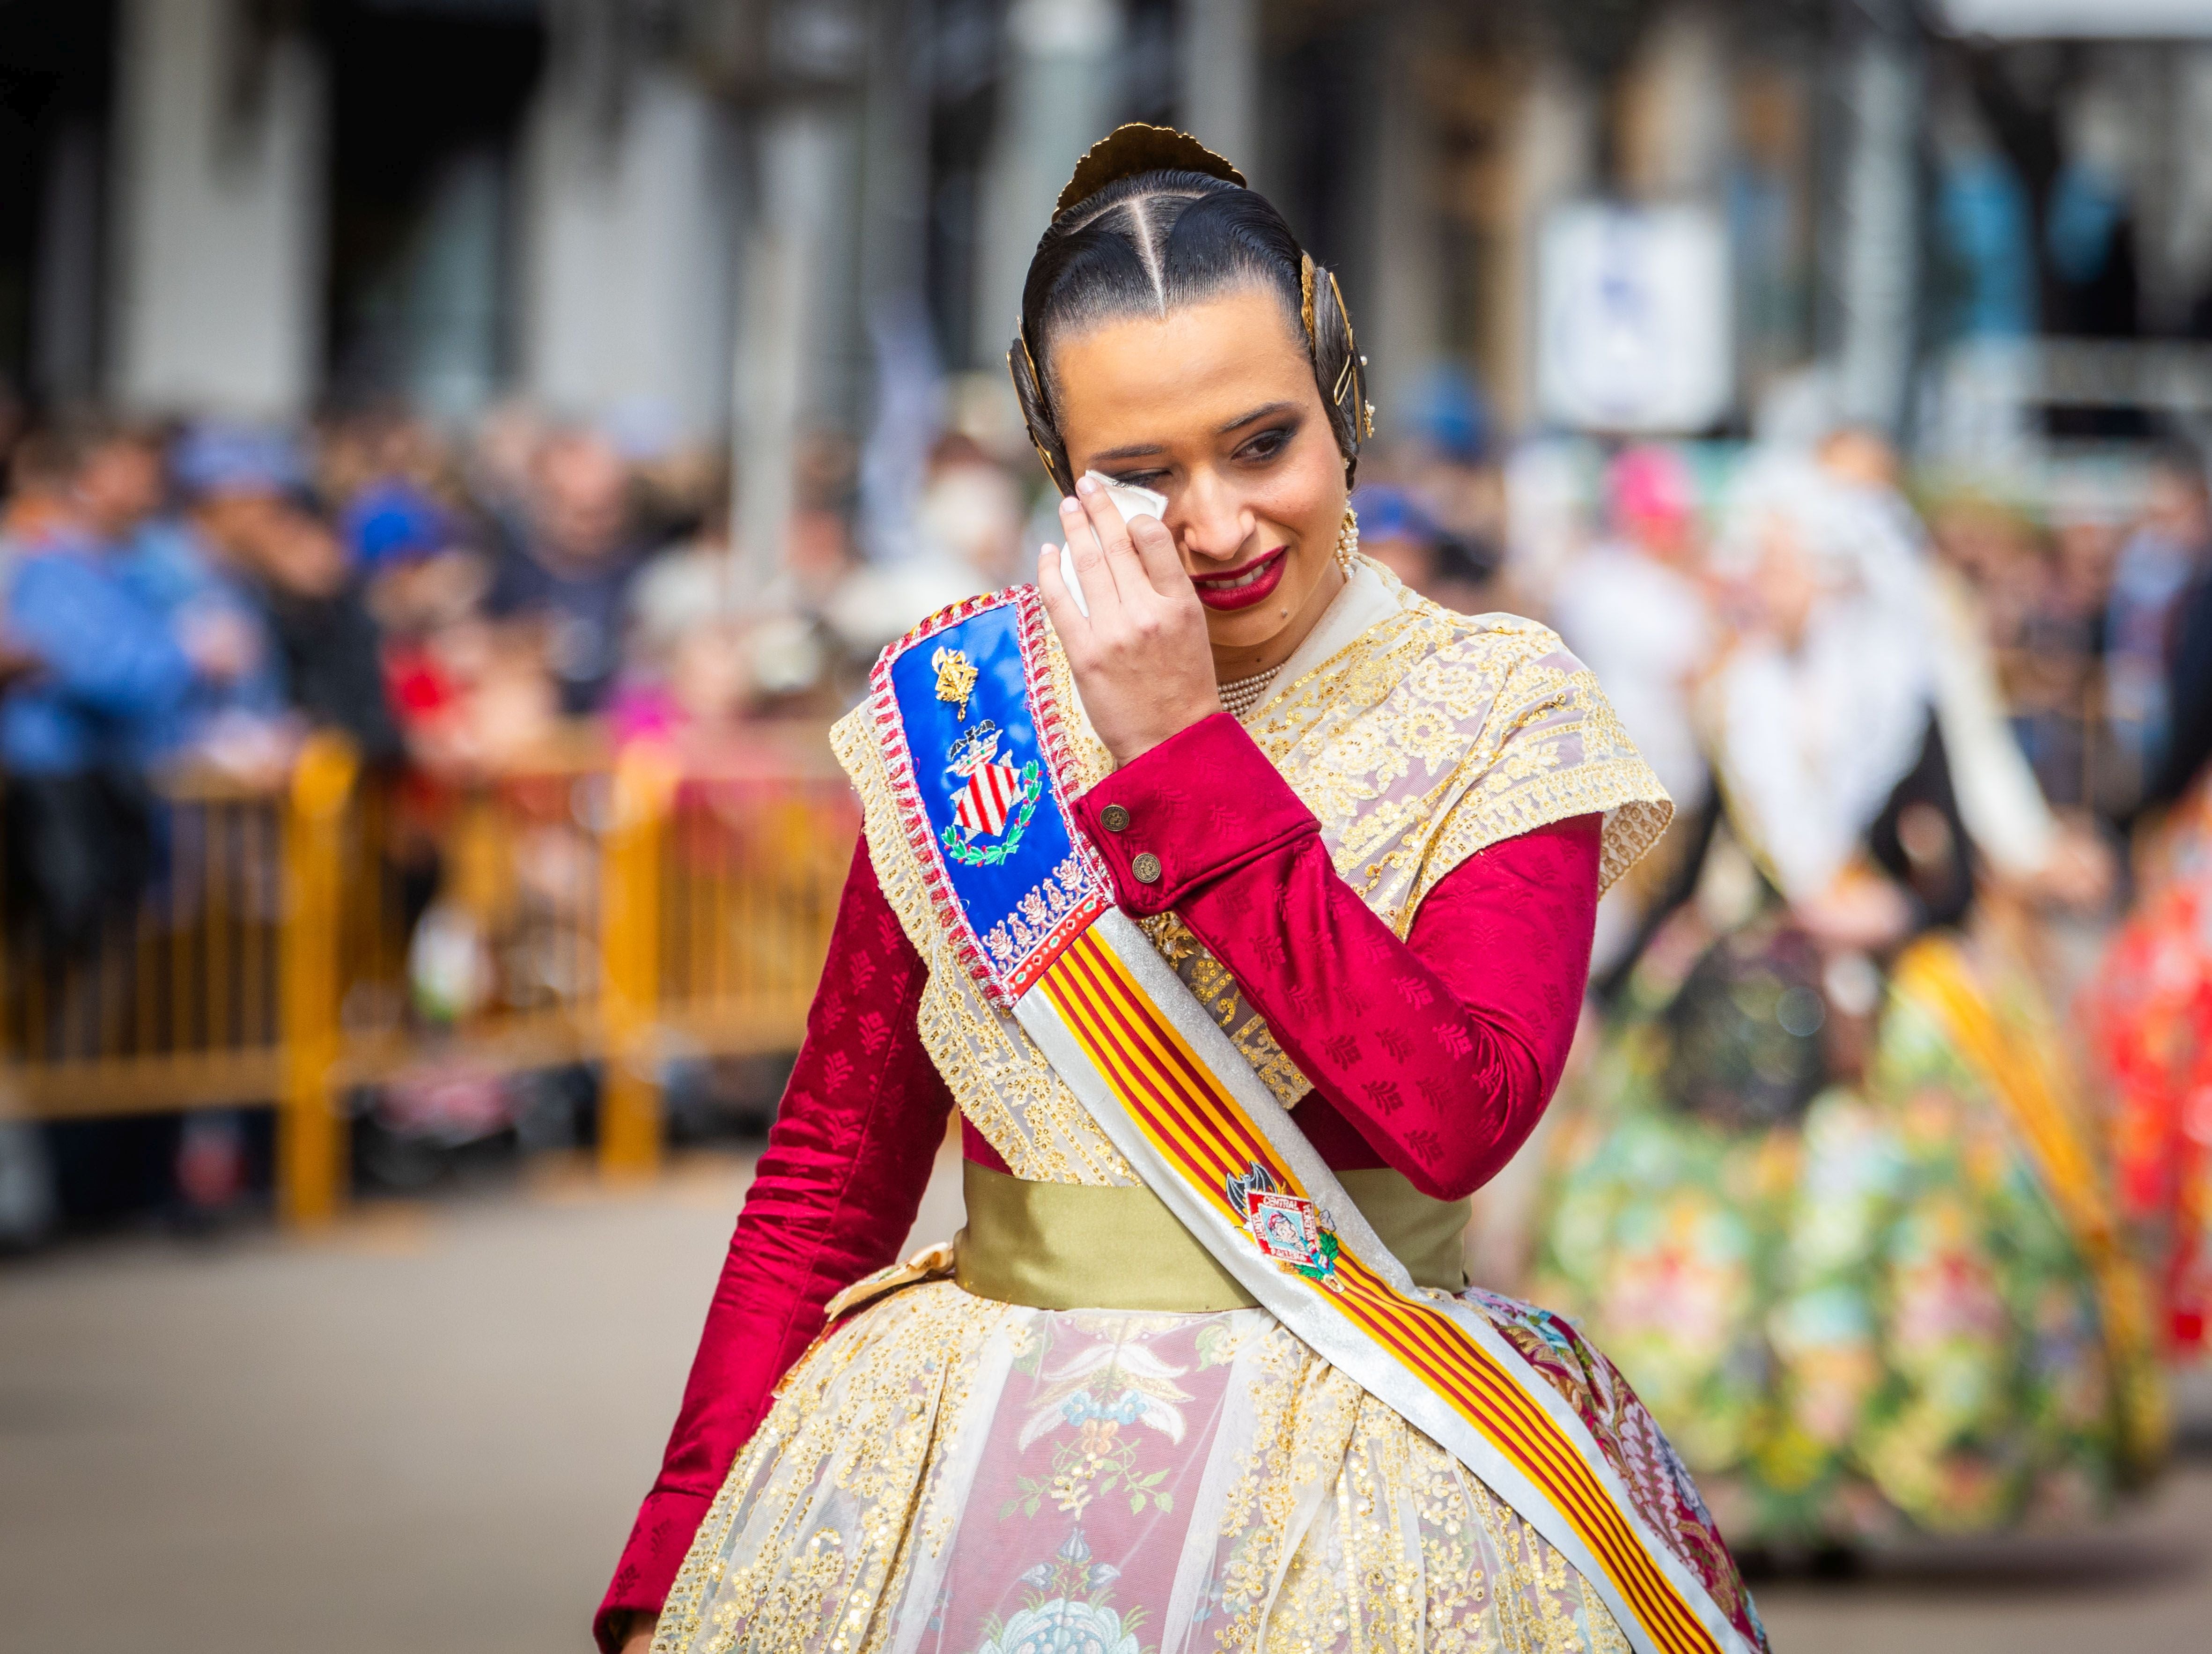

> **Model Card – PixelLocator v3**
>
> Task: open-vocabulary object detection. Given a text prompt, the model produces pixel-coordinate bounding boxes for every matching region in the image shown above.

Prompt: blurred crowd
[0,404,1054,938]
[6,378,2193,942]
[0,396,1057,1235]
[0,373,2208,1249]
[1361,413,2212,865]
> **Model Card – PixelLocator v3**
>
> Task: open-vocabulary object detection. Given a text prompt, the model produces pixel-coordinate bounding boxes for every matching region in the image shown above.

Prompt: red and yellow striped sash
[1035,926,1725,1654]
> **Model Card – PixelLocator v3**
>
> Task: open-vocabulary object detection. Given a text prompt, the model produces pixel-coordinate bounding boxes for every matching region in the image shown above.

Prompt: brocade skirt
[652,1182,1758,1654]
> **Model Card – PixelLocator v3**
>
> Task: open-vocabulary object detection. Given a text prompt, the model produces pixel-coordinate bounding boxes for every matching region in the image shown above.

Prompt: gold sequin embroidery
[830,560,1670,1169]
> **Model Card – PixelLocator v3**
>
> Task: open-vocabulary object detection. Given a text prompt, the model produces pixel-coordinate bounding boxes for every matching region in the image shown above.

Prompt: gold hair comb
[1057,124,1246,215]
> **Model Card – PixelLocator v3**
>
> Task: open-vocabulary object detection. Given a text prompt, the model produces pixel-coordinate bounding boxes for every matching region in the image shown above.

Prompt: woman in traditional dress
[599,126,1763,1654]
[2083,465,2212,1366]
[2087,790,2212,1365]
[1531,456,2163,1555]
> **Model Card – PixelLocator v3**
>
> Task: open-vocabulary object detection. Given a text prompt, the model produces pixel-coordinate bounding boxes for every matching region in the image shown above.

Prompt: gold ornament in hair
[1023,436,1060,487]
[1057,124,1246,215]
[1010,331,1063,486]
[1017,325,1043,399]
[1325,272,1376,442]
[1328,273,1354,403]
[1299,255,1317,343]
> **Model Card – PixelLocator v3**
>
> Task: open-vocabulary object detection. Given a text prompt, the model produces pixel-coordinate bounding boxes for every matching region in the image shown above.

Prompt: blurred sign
[1537,203,1732,435]
[1934,0,2212,37]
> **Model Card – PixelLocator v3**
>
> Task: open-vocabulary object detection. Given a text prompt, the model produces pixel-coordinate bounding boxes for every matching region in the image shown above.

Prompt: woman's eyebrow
[1216,400,1298,435]
[1088,401,1299,463]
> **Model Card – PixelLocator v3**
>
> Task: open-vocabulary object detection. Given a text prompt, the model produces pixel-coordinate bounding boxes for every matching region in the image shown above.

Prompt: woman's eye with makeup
[1111,469,1168,488]
[1236,427,1293,464]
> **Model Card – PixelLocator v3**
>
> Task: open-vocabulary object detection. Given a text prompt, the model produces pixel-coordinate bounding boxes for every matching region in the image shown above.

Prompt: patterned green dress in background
[1532,894,2164,1550]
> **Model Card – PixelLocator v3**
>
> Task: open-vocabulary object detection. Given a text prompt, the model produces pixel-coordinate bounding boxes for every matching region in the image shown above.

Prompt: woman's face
[1749,514,1819,649]
[1049,286,1347,666]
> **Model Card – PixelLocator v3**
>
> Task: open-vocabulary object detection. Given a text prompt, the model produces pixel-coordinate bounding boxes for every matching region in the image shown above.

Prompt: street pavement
[1,1149,2205,1653]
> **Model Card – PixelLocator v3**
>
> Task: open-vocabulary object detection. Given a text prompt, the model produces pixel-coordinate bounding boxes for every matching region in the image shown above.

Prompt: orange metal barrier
[0,737,858,1224]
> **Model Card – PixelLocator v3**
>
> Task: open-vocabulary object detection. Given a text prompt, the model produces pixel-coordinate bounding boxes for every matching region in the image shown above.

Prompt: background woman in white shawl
[1714,435,2105,930]
[1708,450,1931,933]
[1526,441,2163,1551]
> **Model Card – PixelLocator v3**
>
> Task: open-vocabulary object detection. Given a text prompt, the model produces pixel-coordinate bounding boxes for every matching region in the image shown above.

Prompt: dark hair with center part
[1009,168,1365,495]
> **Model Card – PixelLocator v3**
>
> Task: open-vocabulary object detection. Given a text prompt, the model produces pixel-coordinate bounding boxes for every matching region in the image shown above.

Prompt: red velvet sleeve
[1072,712,1599,1201]
[594,838,952,1653]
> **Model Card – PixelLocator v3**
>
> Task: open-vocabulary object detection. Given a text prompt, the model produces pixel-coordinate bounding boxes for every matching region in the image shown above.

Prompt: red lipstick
[1190,546,1288,612]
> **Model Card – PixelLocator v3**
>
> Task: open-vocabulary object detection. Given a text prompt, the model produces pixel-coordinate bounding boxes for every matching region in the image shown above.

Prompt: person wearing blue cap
[343,478,455,573]
[114,424,292,756]
[177,428,404,765]
[169,421,310,502]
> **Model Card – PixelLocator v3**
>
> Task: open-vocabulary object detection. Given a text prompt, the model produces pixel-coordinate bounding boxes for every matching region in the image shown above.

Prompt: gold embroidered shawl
[830,558,1670,1183]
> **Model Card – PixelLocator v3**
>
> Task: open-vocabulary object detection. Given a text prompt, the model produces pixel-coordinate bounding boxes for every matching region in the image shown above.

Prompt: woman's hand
[617,1613,659,1654]
[2028,817,2114,912]
[1037,475,1221,767]
[1795,869,1912,952]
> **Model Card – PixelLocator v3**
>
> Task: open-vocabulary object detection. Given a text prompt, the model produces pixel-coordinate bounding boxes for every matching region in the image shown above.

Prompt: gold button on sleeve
[1099,804,1130,833]
[1131,851,1163,885]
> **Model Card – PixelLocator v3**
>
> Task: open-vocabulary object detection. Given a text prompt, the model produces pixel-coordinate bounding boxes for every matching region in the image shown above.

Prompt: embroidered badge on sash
[1227,1160,1342,1287]
[944,722,1042,866]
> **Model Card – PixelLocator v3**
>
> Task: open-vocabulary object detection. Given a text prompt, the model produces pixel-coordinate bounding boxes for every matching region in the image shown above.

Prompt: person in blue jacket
[1,420,260,949]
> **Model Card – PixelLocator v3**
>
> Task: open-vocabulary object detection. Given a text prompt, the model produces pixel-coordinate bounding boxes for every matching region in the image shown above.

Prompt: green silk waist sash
[955,1159,1469,1311]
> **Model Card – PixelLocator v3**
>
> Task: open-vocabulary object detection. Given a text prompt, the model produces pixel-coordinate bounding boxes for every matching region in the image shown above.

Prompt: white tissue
[1055,546,1087,617]
[1090,472,1169,526]
[1057,471,1168,619]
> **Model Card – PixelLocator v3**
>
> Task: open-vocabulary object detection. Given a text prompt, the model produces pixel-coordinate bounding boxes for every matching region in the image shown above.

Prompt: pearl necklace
[1218,665,1282,720]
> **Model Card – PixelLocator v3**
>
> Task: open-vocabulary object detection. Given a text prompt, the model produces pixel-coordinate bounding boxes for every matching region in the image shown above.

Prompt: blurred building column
[399,148,508,425]
[2143,44,2212,333]
[1177,0,1259,180]
[733,99,859,583]
[1614,3,1731,201]
[853,0,944,566]
[1364,7,1442,442]
[972,0,1125,371]
[855,0,931,358]
[1826,0,1924,435]
[107,0,325,419]
[1490,55,1597,429]
[517,62,740,444]
[32,118,104,406]
[2180,50,2212,325]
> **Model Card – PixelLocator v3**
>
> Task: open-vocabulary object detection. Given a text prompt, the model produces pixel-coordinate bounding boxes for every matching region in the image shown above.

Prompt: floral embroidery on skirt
[1534,922,2162,1548]
[653,1280,1753,1654]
